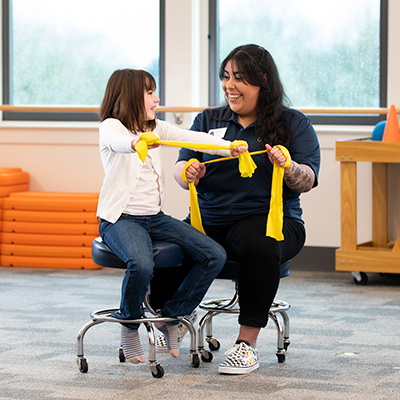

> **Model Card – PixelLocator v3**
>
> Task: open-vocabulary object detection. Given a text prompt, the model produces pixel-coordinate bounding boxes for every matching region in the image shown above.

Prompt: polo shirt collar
[228,111,256,129]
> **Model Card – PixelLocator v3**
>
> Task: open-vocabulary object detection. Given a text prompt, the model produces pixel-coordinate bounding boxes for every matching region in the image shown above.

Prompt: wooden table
[335,138,400,275]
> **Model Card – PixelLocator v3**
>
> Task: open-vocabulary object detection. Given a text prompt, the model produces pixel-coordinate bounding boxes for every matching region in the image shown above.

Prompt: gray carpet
[0,266,399,399]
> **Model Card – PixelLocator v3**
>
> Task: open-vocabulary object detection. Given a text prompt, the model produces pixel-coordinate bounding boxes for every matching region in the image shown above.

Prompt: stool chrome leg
[76,318,105,373]
[143,294,200,367]
[198,285,239,358]
[178,317,200,367]
[268,311,286,363]
[280,310,291,350]
[144,321,164,378]
[268,300,291,363]
[197,311,220,362]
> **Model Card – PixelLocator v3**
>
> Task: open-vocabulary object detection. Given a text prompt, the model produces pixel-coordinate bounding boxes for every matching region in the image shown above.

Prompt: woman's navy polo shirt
[177,106,320,227]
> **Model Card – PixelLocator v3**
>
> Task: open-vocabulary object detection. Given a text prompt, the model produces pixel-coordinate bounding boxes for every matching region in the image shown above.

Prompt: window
[2,0,164,121]
[210,0,388,124]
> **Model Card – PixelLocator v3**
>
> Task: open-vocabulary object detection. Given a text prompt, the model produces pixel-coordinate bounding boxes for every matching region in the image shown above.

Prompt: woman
[97,68,247,364]
[171,44,321,374]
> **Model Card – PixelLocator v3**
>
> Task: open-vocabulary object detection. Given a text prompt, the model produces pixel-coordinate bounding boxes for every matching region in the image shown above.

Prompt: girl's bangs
[144,74,157,91]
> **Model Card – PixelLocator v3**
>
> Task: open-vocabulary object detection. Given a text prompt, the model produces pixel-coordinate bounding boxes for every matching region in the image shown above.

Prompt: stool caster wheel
[77,357,88,373]
[190,353,200,368]
[207,338,220,351]
[151,364,164,378]
[284,339,290,350]
[118,347,126,363]
[200,350,213,363]
[277,353,286,363]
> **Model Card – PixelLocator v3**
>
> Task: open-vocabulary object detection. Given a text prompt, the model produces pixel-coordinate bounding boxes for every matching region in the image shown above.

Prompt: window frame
[208,0,388,125]
[1,0,165,122]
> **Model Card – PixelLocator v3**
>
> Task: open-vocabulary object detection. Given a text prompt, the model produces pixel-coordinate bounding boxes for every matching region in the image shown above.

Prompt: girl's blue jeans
[99,212,226,328]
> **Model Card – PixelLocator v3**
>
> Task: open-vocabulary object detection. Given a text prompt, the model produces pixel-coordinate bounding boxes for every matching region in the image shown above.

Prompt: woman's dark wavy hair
[217,44,290,147]
[99,69,157,133]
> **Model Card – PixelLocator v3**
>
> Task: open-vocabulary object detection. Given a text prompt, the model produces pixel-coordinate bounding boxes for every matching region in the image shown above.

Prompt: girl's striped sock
[121,325,145,364]
[155,323,179,358]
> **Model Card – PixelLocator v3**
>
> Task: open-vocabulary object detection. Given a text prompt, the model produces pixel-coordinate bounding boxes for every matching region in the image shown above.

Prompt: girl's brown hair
[99,69,157,132]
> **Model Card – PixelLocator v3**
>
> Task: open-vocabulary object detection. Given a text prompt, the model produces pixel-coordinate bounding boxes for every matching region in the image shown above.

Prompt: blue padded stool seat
[198,259,291,364]
[76,237,199,378]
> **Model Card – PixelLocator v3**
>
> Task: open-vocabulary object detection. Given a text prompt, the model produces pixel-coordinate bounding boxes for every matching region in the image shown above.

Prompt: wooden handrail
[0,105,397,115]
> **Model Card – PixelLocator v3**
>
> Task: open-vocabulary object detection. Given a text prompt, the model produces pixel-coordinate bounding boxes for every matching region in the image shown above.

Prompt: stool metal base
[76,301,200,378]
[198,284,290,363]
[82,238,200,378]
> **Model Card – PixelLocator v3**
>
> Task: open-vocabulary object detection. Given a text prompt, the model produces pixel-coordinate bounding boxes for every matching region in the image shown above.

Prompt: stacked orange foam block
[0,191,101,269]
[0,167,30,198]
[0,168,31,247]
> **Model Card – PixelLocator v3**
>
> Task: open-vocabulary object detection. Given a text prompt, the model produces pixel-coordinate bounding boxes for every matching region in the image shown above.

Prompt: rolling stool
[76,237,200,378]
[197,260,291,363]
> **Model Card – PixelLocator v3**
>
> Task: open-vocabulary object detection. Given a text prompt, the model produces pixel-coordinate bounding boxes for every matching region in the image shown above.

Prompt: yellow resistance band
[181,158,206,234]
[135,132,257,178]
[136,132,290,240]
[266,145,291,241]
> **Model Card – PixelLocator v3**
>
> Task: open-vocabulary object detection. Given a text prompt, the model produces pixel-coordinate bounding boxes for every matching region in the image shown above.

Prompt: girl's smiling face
[144,87,159,121]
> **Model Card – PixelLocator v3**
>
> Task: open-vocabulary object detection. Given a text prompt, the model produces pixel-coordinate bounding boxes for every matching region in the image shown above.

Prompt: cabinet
[335,138,400,275]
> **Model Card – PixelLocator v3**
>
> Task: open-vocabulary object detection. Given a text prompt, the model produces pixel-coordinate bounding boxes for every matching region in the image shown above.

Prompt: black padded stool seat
[91,237,184,270]
[197,259,291,364]
[76,237,200,378]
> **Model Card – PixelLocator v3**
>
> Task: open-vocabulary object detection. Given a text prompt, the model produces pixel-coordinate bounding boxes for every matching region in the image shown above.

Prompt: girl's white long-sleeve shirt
[97,118,233,223]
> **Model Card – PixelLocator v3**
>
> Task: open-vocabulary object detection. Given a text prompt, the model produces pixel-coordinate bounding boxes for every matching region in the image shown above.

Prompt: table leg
[372,162,388,247]
[340,162,357,251]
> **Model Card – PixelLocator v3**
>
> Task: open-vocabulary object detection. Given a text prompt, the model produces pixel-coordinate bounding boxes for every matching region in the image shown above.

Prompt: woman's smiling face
[221,60,260,126]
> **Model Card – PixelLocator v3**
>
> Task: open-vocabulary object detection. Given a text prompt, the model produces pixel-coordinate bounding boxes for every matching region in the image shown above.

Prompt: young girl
[97,68,246,364]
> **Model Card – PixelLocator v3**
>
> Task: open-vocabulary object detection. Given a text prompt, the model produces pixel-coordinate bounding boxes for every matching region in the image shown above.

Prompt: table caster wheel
[352,271,368,285]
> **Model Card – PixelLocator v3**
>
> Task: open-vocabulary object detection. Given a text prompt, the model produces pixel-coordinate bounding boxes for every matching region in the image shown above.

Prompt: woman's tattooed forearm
[284,161,315,193]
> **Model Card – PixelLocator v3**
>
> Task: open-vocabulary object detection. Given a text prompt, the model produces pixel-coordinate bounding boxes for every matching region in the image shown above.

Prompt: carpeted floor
[0,266,399,400]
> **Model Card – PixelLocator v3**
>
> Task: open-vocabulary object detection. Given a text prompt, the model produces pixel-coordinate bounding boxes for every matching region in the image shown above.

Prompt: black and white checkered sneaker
[156,309,197,353]
[218,341,259,374]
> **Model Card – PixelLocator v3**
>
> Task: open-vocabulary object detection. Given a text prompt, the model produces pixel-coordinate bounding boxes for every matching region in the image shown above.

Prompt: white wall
[1,0,400,249]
